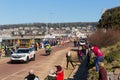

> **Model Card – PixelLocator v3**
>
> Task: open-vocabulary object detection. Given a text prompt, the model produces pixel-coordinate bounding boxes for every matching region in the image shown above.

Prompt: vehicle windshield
[16,49,29,53]
[80,40,85,43]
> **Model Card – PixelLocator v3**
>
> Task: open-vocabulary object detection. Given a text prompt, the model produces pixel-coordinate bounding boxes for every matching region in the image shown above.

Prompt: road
[0,43,73,80]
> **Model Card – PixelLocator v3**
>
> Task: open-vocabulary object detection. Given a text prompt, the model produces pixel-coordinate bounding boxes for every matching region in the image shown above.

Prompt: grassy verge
[87,41,120,80]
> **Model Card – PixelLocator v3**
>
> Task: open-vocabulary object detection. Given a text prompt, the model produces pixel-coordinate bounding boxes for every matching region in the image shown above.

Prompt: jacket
[92,46,103,57]
[56,70,64,80]
[24,74,39,80]
[99,66,108,80]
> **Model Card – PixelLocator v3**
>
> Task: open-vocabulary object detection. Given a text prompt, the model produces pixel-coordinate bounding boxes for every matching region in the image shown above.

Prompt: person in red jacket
[55,65,64,80]
[98,62,108,80]
[90,45,104,72]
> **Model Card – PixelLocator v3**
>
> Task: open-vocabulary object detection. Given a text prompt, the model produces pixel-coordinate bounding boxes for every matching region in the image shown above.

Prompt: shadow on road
[40,53,51,56]
[7,61,27,64]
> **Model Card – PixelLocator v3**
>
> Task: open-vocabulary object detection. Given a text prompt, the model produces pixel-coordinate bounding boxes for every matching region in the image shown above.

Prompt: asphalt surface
[0,43,73,80]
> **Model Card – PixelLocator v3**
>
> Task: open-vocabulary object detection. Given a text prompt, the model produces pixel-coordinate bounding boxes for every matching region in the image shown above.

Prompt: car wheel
[25,57,29,63]
[32,55,35,61]
[10,60,14,64]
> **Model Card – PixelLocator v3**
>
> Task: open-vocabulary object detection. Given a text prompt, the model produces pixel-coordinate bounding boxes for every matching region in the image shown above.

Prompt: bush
[88,29,120,48]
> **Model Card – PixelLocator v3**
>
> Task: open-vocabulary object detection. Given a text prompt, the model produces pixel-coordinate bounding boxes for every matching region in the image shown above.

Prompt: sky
[0,0,119,25]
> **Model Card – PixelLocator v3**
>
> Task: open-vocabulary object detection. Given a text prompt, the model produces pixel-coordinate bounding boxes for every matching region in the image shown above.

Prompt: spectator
[0,49,2,58]
[35,42,38,51]
[85,45,92,66]
[77,40,80,48]
[55,65,64,80]
[6,48,11,57]
[66,51,75,69]
[44,69,56,80]
[74,39,77,47]
[77,46,83,62]
[98,62,108,80]
[90,45,104,72]
[81,45,87,56]
[24,69,40,80]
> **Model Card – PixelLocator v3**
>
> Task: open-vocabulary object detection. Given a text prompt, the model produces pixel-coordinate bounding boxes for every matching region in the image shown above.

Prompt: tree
[97,6,120,30]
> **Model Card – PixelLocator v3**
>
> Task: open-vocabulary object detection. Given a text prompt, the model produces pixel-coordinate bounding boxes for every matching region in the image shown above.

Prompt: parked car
[10,47,35,63]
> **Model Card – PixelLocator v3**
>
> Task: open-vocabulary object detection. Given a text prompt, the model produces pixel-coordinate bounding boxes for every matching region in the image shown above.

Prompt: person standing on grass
[90,45,104,72]
[66,51,75,69]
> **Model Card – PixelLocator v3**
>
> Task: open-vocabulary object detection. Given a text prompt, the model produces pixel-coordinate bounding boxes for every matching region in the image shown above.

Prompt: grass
[87,41,120,80]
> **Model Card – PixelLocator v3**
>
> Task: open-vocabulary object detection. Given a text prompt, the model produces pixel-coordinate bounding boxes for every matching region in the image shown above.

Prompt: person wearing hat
[98,62,108,80]
[44,69,56,80]
[24,69,40,80]
[55,65,64,80]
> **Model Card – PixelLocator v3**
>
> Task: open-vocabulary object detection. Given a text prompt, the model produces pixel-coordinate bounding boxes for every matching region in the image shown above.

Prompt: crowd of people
[0,37,108,80]
[73,38,107,80]
[45,65,64,80]
[25,65,64,80]
[0,37,71,57]
[42,38,107,80]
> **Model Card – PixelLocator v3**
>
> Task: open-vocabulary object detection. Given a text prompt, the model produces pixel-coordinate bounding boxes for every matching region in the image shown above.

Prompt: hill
[97,6,120,30]
[0,22,97,29]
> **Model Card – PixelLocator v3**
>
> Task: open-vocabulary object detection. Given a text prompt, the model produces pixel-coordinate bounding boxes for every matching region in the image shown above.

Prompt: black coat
[24,74,39,80]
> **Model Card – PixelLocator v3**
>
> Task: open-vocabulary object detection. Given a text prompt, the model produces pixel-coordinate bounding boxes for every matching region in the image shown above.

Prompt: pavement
[0,44,88,80]
[0,44,80,80]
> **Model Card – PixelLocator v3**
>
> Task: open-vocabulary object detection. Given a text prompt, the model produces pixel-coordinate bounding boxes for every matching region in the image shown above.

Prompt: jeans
[94,56,104,72]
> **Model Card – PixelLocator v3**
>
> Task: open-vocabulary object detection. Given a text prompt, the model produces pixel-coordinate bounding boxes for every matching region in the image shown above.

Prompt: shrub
[88,29,120,48]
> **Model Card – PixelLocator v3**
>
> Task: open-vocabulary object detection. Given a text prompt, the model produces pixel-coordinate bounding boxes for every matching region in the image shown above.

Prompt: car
[10,47,35,63]
[80,39,86,45]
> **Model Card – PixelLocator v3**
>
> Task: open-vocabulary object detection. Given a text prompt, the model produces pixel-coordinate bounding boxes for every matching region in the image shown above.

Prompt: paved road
[0,43,73,80]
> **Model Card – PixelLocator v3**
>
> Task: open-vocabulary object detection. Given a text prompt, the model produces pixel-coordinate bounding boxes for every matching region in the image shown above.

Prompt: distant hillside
[0,22,97,30]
